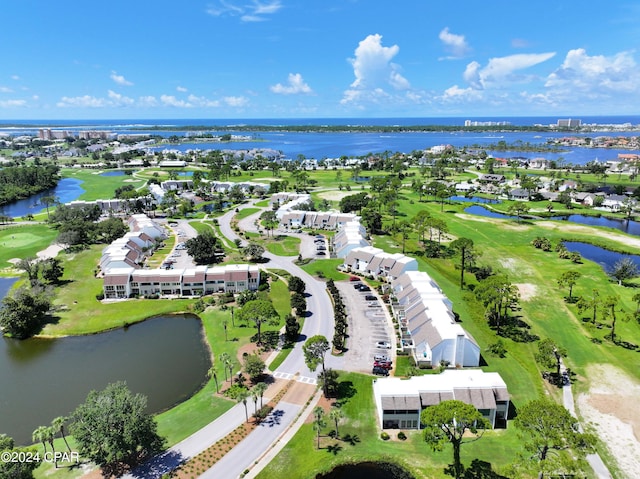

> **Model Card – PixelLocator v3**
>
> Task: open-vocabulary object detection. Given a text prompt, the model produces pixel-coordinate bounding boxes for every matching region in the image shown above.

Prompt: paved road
[123,202,339,479]
[200,401,301,479]
[560,359,612,479]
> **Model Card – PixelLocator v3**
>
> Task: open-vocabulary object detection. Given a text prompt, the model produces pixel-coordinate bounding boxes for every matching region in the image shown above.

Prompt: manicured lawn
[300,258,349,281]
[378,190,640,398]
[235,207,260,220]
[42,245,192,336]
[264,234,300,256]
[0,224,58,270]
[256,372,520,479]
[60,168,145,201]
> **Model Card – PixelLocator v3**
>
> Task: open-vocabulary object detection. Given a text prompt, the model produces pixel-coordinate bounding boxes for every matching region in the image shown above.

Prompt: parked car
[374,361,392,369]
[365,294,377,301]
[353,283,362,289]
[372,366,389,376]
[374,354,390,362]
[349,276,360,282]
[376,341,392,349]
[359,285,371,292]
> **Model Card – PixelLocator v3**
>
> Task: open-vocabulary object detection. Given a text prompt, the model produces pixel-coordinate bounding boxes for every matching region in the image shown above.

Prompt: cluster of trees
[421,398,594,479]
[0,434,39,479]
[326,279,348,352]
[0,165,59,206]
[531,237,582,263]
[241,242,265,262]
[285,276,305,342]
[0,286,52,339]
[48,204,128,246]
[209,352,270,423]
[23,382,165,477]
[303,335,339,397]
[311,405,345,450]
[185,231,226,265]
[259,210,279,237]
[474,274,521,338]
[235,299,279,345]
[69,382,165,476]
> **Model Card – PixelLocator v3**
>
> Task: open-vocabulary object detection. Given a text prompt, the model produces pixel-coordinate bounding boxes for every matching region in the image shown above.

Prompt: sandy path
[577,364,640,478]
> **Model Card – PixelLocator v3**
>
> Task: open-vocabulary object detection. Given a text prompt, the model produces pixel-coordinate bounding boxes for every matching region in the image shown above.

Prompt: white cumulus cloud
[187,94,220,107]
[0,99,27,108]
[110,71,133,86]
[342,34,413,108]
[546,48,640,93]
[57,95,108,108]
[224,96,249,107]
[463,52,556,89]
[176,86,188,92]
[160,95,193,108]
[270,73,313,95]
[439,27,470,58]
[0,86,13,93]
[108,90,135,106]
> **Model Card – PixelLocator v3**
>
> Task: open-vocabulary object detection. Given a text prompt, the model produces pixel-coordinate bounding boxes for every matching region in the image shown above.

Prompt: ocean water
[2,117,640,165]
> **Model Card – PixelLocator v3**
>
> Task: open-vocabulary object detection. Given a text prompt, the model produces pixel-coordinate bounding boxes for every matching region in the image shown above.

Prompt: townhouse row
[101,214,260,299]
[103,264,260,299]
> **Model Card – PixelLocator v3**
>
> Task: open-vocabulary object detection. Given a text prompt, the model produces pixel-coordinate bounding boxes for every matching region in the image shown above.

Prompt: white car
[375,341,391,349]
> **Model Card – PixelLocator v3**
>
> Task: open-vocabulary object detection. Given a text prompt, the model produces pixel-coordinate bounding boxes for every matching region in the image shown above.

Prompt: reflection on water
[0,311,210,445]
[449,195,500,204]
[551,214,640,237]
[563,241,640,270]
[0,178,84,218]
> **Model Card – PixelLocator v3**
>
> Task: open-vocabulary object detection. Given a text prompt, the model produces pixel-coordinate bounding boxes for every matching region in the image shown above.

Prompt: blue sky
[2,0,640,119]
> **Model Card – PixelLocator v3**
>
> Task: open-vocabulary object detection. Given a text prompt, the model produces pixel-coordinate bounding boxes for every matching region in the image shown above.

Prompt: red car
[349,276,360,282]
[373,361,392,369]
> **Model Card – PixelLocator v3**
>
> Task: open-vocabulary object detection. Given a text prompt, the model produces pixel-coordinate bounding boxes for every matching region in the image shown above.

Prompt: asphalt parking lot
[335,280,396,374]
[159,220,197,270]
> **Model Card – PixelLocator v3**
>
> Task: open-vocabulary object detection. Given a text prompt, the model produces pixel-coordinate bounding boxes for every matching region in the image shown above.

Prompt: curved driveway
[125,201,340,479]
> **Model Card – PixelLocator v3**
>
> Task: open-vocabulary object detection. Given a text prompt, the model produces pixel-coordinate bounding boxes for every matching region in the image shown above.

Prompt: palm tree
[208,364,220,394]
[312,406,326,449]
[254,382,268,409]
[328,407,344,439]
[32,426,48,455]
[237,389,250,423]
[44,426,56,467]
[52,416,71,453]
[251,388,259,416]
[219,352,230,382]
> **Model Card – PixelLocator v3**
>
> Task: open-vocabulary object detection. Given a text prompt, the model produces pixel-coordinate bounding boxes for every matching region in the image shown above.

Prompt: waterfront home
[103,263,260,299]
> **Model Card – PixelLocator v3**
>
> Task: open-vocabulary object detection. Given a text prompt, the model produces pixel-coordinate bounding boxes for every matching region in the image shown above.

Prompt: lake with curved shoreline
[0,293,211,445]
[0,177,85,218]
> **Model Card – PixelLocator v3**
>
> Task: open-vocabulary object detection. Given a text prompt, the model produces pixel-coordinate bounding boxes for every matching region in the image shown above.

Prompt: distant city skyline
[2,1,640,119]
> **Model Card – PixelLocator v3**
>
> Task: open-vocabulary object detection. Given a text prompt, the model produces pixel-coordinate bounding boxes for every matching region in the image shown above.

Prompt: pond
[464,205,517,219]
[551,214,640,237]
[99,170,126,176]
[0,178,85,218]
[563,241,640,271]
[0,300,211,445]
[316,461,415,479]
[449,195,501,204]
